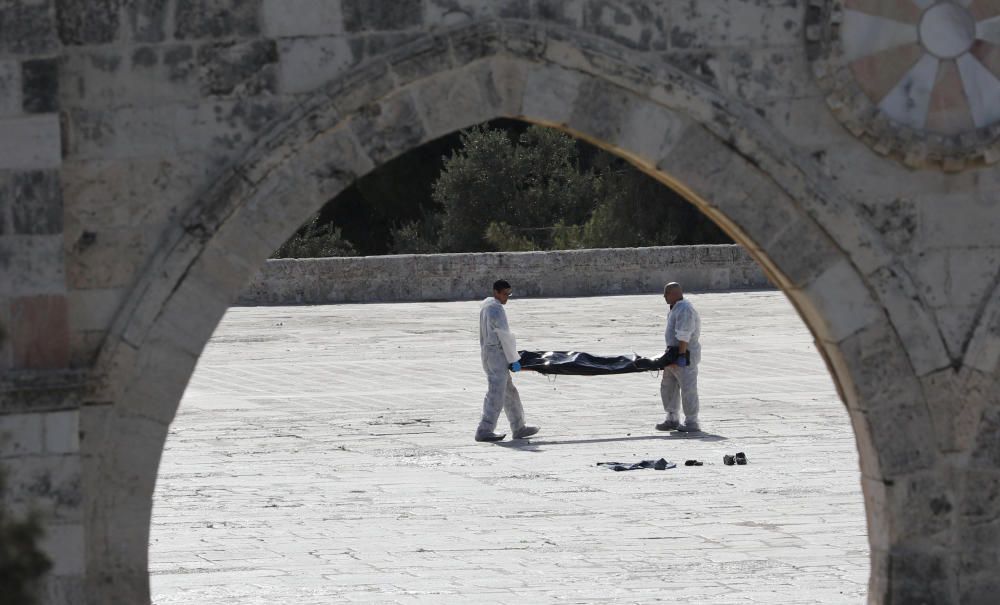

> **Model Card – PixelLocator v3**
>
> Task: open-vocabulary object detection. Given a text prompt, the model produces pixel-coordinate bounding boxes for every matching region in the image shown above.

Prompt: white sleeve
[492,307,521,364]
[673,307,695,342]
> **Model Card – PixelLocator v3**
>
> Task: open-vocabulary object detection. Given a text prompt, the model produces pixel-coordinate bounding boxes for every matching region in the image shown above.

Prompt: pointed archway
[84,20,944,603]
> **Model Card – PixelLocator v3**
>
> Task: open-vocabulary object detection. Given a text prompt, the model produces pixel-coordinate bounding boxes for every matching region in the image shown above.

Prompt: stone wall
[0,2,82,602]
[2,1,1000,603]
[236,245,771,305]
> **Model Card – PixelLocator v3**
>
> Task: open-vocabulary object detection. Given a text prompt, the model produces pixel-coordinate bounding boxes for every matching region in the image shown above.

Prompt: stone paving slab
[150,292,869,604]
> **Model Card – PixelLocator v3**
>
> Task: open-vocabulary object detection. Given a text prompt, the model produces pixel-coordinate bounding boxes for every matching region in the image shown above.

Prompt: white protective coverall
[477,297,526,434]
[661,298,701,423]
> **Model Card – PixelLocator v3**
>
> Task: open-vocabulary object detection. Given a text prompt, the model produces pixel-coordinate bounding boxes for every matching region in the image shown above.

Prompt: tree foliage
[431,126,600,252]
[272,122,732,258]
[389,214,442,255]
[272,216,357,259]
[424,124,731,252]
[0,468,52,605]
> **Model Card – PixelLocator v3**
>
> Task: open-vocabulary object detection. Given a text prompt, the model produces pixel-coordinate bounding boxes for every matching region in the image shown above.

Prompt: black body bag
[516,347,686,376]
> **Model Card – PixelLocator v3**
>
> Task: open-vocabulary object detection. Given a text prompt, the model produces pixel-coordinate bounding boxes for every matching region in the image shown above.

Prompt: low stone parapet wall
[235,245,773,305]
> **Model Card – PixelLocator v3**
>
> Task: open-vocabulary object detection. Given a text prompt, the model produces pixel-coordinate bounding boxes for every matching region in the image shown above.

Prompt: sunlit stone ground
[150,291,868,604]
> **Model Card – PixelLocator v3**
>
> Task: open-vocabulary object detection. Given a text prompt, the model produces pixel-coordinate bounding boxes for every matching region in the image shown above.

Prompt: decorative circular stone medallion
[806,0,1000,169]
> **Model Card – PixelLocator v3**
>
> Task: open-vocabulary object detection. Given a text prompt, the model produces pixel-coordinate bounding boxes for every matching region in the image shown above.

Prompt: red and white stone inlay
[842,0,1000,133]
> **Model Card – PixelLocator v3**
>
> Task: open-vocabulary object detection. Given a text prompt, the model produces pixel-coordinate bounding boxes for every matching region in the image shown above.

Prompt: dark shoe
[512,425,540,439]
[475,431,506,442]
[676,421,701,433]
[684,460,703,466]
[655,419,679,431]
[654,458,668,470]
[723,454,736,466]
[735,452,748,465]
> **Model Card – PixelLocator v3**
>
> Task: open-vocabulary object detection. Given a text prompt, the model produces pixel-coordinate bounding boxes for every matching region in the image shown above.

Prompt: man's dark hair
[493,279,511,292]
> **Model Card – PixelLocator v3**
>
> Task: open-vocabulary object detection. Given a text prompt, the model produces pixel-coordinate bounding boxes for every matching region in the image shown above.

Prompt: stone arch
[951,272,1000,602]
[84,20,943,603]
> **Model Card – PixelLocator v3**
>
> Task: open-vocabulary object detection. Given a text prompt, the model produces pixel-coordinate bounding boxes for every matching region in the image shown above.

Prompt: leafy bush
[0,468,52,605]
[389,215,442,254]
[272,216,358,258]
[483,222,537,252]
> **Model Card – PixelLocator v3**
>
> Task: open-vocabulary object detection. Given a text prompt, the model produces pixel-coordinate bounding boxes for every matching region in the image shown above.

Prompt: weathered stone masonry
[238,245,771,305]
[0,1,999,603]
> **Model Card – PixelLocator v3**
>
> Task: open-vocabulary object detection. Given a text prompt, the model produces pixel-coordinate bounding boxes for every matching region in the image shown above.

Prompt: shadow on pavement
[494,432,727,450]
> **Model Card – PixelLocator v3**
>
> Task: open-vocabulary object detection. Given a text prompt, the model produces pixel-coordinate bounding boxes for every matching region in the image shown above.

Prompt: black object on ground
[475,432,506,442]
[723,452,748,465]
[597,458,676,471]
[518,349,678,375]
[684,459,703,466]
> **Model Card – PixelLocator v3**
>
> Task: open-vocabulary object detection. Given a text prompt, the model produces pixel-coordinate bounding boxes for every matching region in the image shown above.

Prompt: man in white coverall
[475,279,540,443]
[656,282,702,433]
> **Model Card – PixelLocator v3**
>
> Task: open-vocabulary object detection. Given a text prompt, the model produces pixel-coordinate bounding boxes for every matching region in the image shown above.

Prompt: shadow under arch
[84,19,940,603]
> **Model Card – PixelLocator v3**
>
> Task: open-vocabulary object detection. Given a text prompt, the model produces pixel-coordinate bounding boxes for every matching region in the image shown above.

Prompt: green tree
[555,154,730,249]
[0,468,52,605]
[513,125,598,230]
[389,214,442,254]
[274,120,731,257]
[428,124,729,253]
[432,125,603,252]
[431,126,522,251]
[483,222,537,251]
[271,216,358,259]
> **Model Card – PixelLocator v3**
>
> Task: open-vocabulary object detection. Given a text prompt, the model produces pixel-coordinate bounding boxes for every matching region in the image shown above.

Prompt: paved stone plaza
[149,291,868,604]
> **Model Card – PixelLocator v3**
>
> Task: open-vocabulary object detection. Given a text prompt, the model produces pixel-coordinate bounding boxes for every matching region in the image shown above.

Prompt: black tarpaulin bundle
[517,349,680,375]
